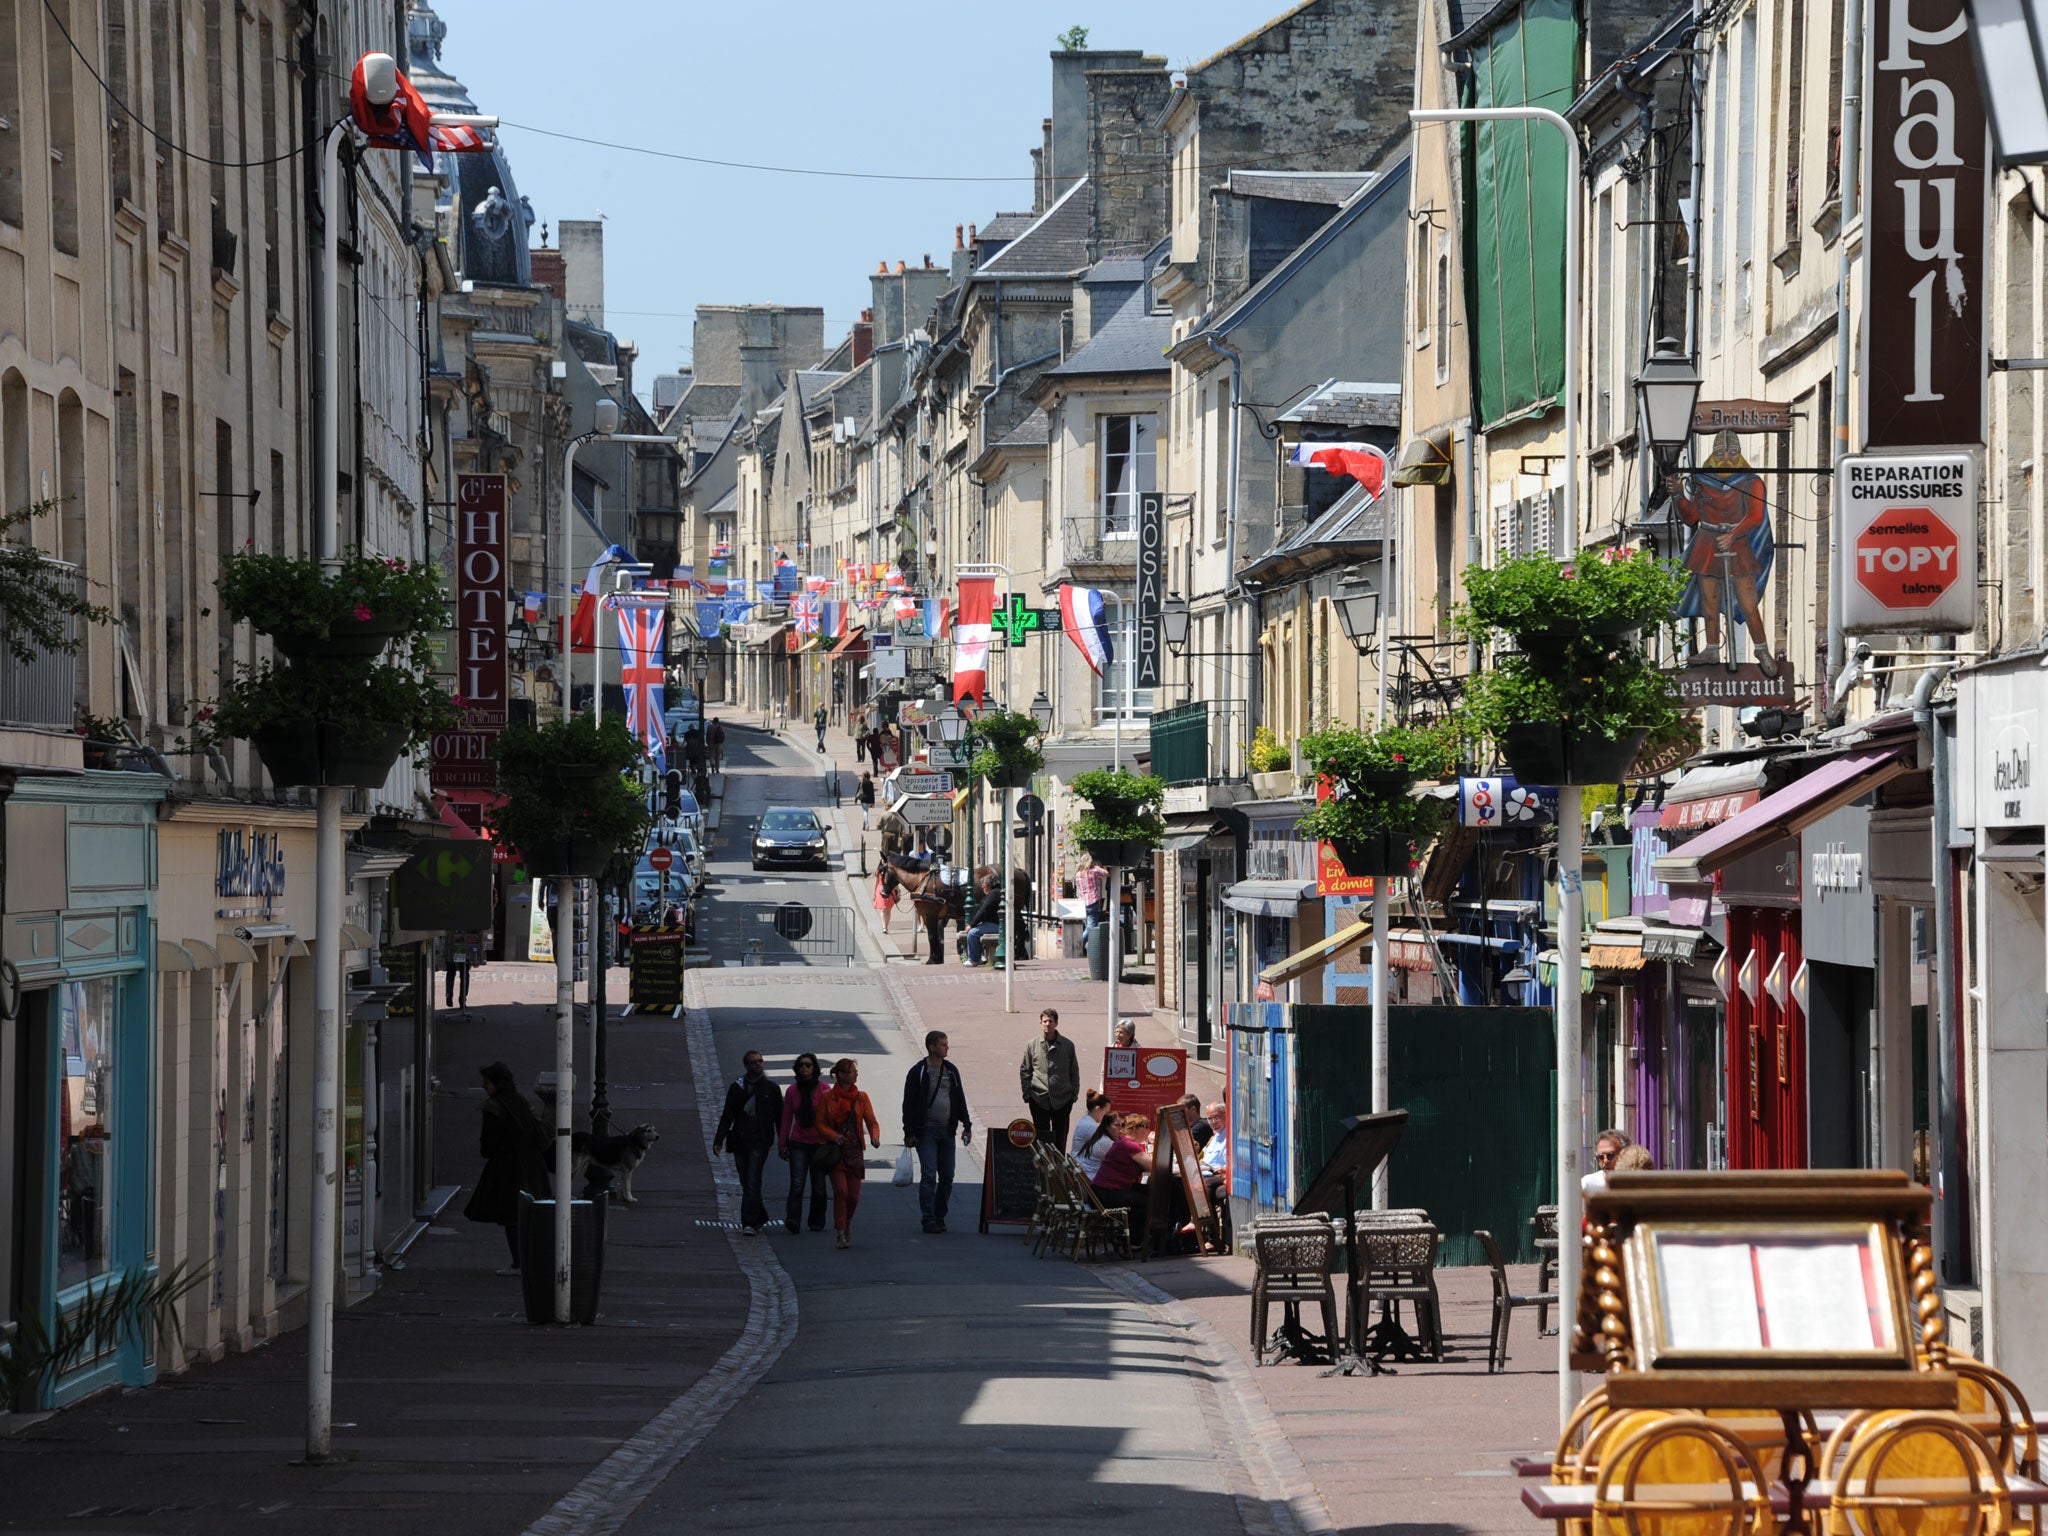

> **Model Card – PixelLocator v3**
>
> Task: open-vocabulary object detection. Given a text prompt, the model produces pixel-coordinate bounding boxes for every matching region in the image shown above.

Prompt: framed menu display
[1631,1222,1910,1368]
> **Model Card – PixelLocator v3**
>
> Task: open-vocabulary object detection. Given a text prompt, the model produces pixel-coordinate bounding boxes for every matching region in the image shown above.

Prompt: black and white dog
[571,1123,660,1205]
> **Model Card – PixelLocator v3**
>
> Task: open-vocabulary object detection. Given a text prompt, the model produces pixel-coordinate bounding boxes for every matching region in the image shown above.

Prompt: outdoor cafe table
[1520,1475,2048,1520]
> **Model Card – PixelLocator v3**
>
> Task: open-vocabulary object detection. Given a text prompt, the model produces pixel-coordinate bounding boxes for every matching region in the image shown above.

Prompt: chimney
[895,260,905,274]
[558,218,606,328]
[851,321,873,366]
[968,223,977,245]
[955,224,964,249]
[877,261,888,275]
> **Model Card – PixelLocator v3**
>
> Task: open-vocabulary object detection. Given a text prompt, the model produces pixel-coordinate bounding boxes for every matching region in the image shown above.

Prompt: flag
[923,597,951,639]
[570,543,629,654]
[349,56,435,167]
[822,601,846,638]
[953,576,995,703]
[1289,441,1390,498]
[804,574,831,594]
[617,605,666,772]
[520,591,545,625]
[794,595,821,635]
[1058,584,1115,676]
[894,595,919,624]
[773,558,799,598]
[696,600,725,636]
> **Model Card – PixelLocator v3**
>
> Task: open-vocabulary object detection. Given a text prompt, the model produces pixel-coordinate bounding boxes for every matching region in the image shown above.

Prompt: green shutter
[1463,0,1579,427]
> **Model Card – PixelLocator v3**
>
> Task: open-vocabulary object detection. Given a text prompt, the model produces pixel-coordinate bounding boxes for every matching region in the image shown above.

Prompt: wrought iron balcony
[1148,697,1247,786]
[1056,516,1138,574]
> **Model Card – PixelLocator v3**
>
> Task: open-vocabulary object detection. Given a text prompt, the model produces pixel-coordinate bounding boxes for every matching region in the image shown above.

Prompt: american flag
[616,606,667,772]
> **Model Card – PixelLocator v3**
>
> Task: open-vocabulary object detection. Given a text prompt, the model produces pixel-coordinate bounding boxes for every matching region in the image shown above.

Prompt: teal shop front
[1,772,163,1407]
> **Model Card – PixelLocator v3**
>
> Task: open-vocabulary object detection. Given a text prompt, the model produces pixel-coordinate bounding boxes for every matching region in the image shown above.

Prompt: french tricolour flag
[570,544,630,654]
[1058,585,1115,676]
[1290,441,1390,499]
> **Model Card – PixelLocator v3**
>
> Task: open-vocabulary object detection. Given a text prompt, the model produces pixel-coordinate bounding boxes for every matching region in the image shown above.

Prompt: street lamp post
[1411,102,1583,1430]
[1333,572,1390,1208]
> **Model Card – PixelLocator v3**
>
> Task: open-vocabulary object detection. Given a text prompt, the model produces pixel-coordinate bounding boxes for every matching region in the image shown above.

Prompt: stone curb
[519,974,797,1536]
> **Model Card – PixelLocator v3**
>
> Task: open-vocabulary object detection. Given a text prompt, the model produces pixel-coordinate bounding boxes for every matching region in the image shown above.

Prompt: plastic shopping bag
[893,1148,917,1187]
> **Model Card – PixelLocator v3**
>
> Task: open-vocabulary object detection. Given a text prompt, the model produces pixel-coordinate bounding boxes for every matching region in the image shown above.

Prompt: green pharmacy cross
[993,593,1061,646]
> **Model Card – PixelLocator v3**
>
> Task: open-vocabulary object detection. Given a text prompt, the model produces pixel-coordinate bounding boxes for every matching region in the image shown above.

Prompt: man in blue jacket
[902,1031,972,1234]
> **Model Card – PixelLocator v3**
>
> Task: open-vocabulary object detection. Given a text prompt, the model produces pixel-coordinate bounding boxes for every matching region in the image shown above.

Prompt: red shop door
[1725,908,1806,1169]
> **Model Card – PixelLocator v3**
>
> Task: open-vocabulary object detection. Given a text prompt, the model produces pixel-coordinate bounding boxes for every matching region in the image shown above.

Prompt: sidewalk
[0,963,751,1536]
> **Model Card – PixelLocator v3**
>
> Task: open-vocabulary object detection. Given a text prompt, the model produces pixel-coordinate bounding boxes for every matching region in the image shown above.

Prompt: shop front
[0,772,164,1406]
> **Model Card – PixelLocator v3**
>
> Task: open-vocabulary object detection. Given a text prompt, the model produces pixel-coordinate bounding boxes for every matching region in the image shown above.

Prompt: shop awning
[1979,841,2046,866]
[157,939,198,972]
[1652,747,1912,885]
[1588,937,1648,972]
[1223,878,1317,917]
[1161,819,1224,853]
[1259,918,1374,987]
[341,923,375,951]
[1640,924,1707,962]
[181,938,222,969]
[348,849,412,881]
[213,933,259,965]
[828,626,867,658]
[1658,758,1771,831]
[1391,430,1455,487]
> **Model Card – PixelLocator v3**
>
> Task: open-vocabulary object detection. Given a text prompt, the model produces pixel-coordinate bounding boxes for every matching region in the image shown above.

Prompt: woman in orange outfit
[815,1058,881,1248]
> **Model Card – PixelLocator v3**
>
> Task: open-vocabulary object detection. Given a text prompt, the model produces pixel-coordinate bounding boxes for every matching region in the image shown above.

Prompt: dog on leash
[571,1122,660,1205]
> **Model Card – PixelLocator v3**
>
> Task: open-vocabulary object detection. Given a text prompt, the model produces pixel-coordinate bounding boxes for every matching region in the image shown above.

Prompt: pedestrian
[815,1058,880,1248]
[707,716,726,772]
[712,1050,783,1235]
[1112,1018,1137,1050]
[873,863,900,933]
[856,770,877,829]
[1176,1092,1211,1152]
[964,870,1002,966]
[813,703,829,752]
[1070,1089,1115,1180]
[1593,1128,1632,1173]
[1612,1143,1655,1171]
[1010,865,1034,961]
[1019,1007,1081,1152]
[902,1030,972,1234]
[443,930,477,1010]
[1076,854,1107,939]
[462,1062,551,1276]
[778,1052,831,1234]
[683,722,708,775]
[1199,1102,1229,1207]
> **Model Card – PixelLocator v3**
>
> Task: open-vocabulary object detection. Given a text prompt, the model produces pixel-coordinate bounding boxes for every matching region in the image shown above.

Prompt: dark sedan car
[751,806,828,871]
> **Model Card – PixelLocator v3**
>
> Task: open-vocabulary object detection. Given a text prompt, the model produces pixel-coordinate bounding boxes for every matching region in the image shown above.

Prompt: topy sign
[1840,452,1979,632]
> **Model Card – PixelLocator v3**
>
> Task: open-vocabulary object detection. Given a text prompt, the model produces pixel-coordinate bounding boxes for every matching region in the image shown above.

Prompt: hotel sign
[455,473,508,730]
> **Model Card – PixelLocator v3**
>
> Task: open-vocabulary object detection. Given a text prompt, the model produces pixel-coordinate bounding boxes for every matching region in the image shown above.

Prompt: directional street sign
[894,793,955,827]
[891,769,953,797]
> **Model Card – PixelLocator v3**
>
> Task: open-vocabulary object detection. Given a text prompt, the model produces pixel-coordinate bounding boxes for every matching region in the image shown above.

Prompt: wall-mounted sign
[1458,776,1556,827]
[1802,801,1875,967]
[1670,658,1798,706]
[216,828,286,909]
[1839,453,1979,633]
[1863,0,1988,448]
[456,473,508,730]
[1135,491,1163,689]
[1692,398,1794,434]
[1956,663,2044,828]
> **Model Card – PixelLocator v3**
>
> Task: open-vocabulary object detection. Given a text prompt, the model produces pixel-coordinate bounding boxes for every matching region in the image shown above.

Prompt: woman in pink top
[1089,1114,1151,1219]
[778,1052,830,1234]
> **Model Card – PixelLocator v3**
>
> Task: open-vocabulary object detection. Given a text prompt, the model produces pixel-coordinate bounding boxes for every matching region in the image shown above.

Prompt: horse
[880,857,960,964]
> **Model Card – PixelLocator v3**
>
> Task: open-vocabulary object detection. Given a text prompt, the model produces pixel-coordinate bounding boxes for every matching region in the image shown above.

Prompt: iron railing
[1056,516,1138,573]
[1148,697,1246,785]
[0,560,80,727]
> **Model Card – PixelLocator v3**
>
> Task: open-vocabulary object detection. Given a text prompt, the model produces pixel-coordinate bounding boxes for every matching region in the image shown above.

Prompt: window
[1735,11,1758,327]
[105,0,136,207]
[259,19,279,313]
[44,0,79,254]
[1779,0,1807,244]
[1433,249,1451,386]
[1708,39,1727,347]
[1099,412,1156,538]
[1412,219,1432,348]
[0,0,22,226]
[1097,647,1155,722]
[56,978,119,1292]
[149,0,179,233]
[1594,186,1614,442]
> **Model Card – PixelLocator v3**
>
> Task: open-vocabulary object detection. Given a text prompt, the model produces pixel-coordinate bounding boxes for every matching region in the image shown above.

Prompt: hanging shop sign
[1136,491,1164,689]
[1802,801,1875,967]
[1863,0,1988,448]
[455,473,508,729]
[1691,399,1795,434]
[1957,665,2044,828]
[1840,453,1979,633]
[1457,776,1557,828]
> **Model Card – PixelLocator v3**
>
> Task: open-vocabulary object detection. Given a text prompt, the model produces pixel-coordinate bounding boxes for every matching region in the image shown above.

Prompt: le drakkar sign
[1840,452,1979,633]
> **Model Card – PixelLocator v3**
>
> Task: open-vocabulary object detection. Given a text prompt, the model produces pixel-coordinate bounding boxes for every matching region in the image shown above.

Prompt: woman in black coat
[463,1061,552,1275]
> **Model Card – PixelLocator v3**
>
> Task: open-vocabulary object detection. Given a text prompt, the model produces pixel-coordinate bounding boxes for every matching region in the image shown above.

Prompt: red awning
[828,626,867,659]
[1651,747,1911,884]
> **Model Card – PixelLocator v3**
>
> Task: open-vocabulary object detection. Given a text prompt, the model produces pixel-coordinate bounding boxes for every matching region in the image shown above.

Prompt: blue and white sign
[1459,777,1557,828]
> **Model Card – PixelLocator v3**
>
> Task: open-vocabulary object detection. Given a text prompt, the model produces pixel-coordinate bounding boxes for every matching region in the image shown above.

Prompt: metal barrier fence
[724,901,860,966]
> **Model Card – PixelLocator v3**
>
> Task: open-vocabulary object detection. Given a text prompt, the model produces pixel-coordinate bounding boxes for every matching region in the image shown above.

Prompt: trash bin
[1086,922,1109,981]
[518,1192,608,1325]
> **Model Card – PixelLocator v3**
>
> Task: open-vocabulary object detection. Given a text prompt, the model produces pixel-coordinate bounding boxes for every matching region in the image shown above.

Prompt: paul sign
[1839,453,1978,632]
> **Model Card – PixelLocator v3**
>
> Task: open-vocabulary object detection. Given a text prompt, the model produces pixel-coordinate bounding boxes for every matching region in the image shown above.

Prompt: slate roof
[1083,254,1152,284]
[1043,284,1172,379]
[1227,170,1377,205]
[1278,380,1403,429]
[979,211,1040,242]
[974,179,1092,280]
[792,369,847,414]
[677,382,742,420]
[991,408,1050,449]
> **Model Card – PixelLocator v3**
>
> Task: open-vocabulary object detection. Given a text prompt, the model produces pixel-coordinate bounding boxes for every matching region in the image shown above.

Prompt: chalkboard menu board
[628,931,684,1013]
[979,1121,1038,1232]
[381,944,417,1018]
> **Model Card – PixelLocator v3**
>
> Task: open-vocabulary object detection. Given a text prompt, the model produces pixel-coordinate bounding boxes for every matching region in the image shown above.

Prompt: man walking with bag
[713,1050,783,1234]
[1019,1008,1080,1152]
[902,1031,972,1234]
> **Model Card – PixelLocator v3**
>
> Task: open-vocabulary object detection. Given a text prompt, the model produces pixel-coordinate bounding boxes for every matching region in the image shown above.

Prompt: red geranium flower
[352,602,373,622]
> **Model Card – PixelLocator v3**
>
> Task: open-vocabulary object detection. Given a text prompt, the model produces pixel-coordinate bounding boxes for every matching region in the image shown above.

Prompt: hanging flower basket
[1514,614,1642,655]
[518,836,615,880]
[249,721,409,790]
[984,763,1036,790]
[1329,833,1414,878]
[269,609,410,662]
[1079,837,1151,868]
[1498,724,1650,787]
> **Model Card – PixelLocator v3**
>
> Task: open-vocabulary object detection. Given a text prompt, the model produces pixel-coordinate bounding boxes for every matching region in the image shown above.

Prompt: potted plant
[1247,726,1295,798]
[200,660,463,788]
[488,714,650,879]
[1069,767,1165,868]
[965,706,1045,789]
[74,708,127,770]
[1456,549,1688,785]
[1296,722,1459,877]
[217,546,446,660]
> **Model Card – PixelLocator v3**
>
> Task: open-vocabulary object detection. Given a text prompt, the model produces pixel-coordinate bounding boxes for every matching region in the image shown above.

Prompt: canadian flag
[569,543,629,654]
[953,576,995,704]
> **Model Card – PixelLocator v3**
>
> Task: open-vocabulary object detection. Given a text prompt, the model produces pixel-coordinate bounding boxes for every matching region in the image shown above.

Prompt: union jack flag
[616,605,666,772]
[794,595,821,635]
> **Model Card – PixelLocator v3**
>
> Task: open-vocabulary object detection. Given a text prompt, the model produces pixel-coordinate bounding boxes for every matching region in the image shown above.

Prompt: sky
[429,1,1289,401]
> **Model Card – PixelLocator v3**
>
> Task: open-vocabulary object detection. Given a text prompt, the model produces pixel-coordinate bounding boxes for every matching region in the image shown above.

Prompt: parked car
[663,692,702,738]
[751,806,828,871]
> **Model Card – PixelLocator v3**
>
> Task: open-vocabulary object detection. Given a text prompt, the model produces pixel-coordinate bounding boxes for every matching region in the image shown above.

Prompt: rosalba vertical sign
[1136,490,1164,689]
[1864,0,1989,448]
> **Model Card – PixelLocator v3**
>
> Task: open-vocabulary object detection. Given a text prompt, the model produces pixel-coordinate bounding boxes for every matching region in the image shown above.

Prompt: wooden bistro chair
[1359,1221,1444,1363]
[1249,1217,1341,1366]
[1827,1411,2011,1536]
[1064,1157,1135,1263]
[1532,1203,1561,1334]
[1477,1228,1551,1373]
[1591,1413,1773,1536]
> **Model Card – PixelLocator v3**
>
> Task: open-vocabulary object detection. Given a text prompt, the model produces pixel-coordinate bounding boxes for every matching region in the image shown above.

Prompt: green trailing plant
[74,707,128,744]
[1247,726,1292,775]
[1455,548,1686,641]
[487,713,651,864]
[1460,654,1685,751]
[965,707,1046,785]
[193,659,462,754]
[217,546,446,656]
[0,498,112,664]
[0,1260,209,1408]
[1069,767,1166,848]
[1295,722,1459,853]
